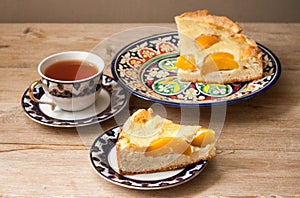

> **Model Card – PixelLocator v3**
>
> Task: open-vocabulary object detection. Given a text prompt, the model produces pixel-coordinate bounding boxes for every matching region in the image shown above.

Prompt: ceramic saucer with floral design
[90,126,207,190]
[21,75,127,127]
[111,32,281,106]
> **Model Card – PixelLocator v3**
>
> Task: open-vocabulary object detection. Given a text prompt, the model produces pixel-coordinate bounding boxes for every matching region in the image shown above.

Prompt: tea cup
[28,51,104,111]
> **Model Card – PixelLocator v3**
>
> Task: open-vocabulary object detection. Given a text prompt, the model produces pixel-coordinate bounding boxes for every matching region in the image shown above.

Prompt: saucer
[90,126,207,190]
[21,75,128,127]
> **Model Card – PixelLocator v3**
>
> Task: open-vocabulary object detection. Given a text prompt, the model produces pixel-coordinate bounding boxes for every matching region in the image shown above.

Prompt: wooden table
[0,23,299,197]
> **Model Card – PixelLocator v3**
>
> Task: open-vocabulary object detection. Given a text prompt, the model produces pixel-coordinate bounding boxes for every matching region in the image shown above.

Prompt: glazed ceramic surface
[111,32,281,106]
[21,75,127,127]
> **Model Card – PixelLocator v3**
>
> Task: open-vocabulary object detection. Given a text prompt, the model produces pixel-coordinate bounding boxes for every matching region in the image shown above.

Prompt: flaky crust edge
[175,10,242,34]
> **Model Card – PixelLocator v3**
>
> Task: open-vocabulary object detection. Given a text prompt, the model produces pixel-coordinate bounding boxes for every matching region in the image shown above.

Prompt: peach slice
[209,52,239,70]
[145,137,192,156]
[175,55,197,71]
[201,52,239,75]
[191,129,215,147]
[195,35,220,49]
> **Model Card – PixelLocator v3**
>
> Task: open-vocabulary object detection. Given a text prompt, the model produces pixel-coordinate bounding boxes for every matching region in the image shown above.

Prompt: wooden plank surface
[0,23,299,197]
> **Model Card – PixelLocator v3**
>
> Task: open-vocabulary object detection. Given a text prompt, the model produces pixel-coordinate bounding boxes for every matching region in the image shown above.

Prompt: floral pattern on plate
[90,126,207,190]
[111,32,281,106]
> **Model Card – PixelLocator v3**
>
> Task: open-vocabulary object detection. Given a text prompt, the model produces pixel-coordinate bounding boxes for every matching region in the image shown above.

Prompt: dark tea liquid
[44,60,98,81]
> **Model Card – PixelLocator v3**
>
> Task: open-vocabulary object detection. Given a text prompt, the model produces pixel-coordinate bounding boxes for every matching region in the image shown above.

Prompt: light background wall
[0,0,299,23]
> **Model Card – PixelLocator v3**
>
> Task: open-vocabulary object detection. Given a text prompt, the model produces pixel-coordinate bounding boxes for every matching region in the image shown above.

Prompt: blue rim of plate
[21,75,128,127]
[90,125,207,190]
[111,32,281,107]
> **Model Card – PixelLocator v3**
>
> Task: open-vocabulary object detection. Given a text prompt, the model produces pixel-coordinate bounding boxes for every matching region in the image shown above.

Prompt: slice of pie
[116,108,216,175]
[174,10,263,84]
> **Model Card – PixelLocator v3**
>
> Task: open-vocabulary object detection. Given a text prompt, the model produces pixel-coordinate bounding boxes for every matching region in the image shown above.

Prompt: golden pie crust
[175,10,263,84]
[175,10,242,34]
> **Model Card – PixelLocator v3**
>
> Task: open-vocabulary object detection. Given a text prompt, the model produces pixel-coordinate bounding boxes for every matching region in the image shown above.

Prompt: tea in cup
[28,51,104,111]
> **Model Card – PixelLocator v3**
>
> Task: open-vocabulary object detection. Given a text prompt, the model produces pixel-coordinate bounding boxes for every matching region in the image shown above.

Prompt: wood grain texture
[0,23,299,197]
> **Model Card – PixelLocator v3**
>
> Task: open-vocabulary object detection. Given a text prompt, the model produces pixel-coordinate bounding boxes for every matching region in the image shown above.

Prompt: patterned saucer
[111,32,281,106]
[90,126,207,190]
[21,75,128,127]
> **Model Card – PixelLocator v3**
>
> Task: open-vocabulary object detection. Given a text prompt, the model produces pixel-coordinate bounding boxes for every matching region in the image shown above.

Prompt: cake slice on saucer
[116,108,216,175]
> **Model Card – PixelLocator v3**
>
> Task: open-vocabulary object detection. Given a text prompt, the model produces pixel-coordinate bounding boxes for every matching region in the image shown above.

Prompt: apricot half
[175,55,197,71]
[209,52,239,70]
[201,52,239,75]
[145,137,192,156]
[195,35,220,49]
[191,129,215,147]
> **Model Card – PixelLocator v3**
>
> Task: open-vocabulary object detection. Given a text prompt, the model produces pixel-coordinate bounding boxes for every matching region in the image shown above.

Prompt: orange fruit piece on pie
[175,55,197,71]
[191,129,215,147]
[146,137,192,156]
[195,35,220,49]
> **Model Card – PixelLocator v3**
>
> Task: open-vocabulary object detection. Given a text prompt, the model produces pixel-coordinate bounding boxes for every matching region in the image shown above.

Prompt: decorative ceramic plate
[21,75,127,127]
[90,126,207,190]
[111,32,281,106]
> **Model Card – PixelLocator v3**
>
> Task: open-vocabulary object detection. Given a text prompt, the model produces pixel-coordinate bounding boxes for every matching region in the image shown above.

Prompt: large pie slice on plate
[175,10,263,84]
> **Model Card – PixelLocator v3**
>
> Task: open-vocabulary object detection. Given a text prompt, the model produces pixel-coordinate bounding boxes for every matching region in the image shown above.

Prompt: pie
[174,10,263,84]
[116,108,216,175]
